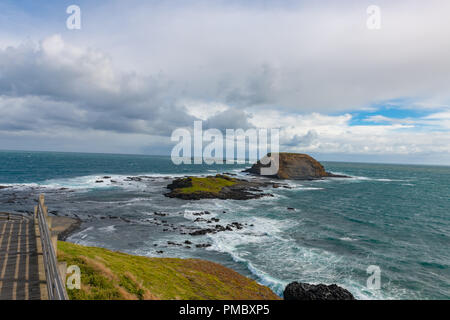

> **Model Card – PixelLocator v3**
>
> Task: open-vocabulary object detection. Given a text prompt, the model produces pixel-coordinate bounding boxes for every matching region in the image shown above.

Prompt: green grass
[58,241,280,300]
[179,176,237,194]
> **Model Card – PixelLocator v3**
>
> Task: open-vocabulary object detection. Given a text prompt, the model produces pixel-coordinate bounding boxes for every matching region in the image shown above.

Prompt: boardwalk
[0,214,42,300]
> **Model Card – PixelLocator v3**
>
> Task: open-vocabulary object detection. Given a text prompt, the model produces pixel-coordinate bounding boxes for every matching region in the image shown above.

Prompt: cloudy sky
[0,0,449,164]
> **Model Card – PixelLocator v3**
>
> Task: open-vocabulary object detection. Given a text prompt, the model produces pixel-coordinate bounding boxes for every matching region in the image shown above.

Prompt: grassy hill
[57,241,280,300]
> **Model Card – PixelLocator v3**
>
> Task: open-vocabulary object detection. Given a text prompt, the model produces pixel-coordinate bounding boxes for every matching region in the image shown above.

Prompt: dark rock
[230,222,244,229]
[283,282,355,300]
[189,229,214,236]
[215,225,226,232]
[196,243,212,248]
[166,177,193,190]
[192,211,210,216]
[125,177,142,182]
[95,180,104,183]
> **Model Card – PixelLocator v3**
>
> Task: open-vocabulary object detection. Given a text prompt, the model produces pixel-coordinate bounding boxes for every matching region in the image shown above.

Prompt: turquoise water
[0,150,449,299]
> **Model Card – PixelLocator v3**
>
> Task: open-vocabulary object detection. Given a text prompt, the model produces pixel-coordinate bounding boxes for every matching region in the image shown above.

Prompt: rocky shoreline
[51,216,82,241]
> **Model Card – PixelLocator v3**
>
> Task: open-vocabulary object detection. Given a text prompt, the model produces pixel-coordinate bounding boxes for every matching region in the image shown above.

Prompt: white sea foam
[98,225,116,233]
[328,173,409,183]
[2,172,191,191]
[339,237,357,242]
[280,186,325,191]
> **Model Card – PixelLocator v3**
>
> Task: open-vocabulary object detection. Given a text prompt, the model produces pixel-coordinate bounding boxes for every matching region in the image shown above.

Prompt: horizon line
[0,148,449,168]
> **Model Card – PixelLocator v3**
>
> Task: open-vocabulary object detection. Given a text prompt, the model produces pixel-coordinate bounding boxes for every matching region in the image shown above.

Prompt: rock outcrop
[165,175,273,200]
[283,282,355,300]
[244,153,348,180]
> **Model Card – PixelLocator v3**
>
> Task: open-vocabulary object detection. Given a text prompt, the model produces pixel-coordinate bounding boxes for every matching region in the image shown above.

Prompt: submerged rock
[245,153,349,180]
[283,282,355,300]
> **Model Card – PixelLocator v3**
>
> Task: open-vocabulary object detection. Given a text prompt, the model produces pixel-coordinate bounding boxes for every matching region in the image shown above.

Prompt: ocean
[0,150,449,299]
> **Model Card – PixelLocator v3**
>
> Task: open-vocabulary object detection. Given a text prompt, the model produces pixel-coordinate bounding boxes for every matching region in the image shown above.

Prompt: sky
[0,0,449,165]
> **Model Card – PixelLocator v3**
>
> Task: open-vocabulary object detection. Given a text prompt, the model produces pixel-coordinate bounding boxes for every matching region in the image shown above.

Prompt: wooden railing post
[51,234,58,255]
[58,262,67,288]
[39,194,45,208]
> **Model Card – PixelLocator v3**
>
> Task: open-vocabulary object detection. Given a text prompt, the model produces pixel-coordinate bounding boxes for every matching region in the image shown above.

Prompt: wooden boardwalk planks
[0,216,42,300]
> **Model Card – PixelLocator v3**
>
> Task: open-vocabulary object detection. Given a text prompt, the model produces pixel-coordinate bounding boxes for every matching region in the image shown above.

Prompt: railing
[35,195,68,300]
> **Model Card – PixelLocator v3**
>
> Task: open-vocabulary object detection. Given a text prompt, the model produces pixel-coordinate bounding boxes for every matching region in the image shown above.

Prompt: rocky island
[245,152,349,180]
[165,174,274,200]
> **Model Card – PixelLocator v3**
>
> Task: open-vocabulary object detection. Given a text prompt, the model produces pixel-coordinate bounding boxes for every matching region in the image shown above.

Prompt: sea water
[0,150,449,299]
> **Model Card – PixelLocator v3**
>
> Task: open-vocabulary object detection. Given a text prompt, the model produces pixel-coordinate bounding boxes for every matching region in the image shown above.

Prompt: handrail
[36,195,68,300]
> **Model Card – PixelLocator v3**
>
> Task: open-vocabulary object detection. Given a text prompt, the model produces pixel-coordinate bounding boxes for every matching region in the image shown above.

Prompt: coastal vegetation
[165,174,272,200]
[57,241,280,300]
[177,175,237,194]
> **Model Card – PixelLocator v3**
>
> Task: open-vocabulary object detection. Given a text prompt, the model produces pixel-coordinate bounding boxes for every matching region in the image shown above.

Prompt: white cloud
[182,100,229,120]
[247,109,450,158]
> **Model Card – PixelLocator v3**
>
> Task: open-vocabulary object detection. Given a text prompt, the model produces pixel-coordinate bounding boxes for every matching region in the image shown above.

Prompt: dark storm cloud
[283,130,319,147]
[204,108,253,131]
[0,35,196,136]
